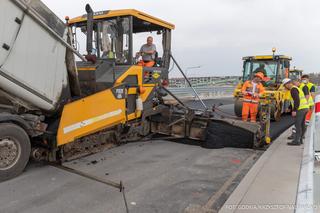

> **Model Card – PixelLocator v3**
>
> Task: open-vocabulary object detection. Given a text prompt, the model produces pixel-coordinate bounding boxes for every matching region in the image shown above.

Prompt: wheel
[269,102,281,122]
[234,98,243,117]
[273,106,282,122]
[0,123,31,182]
[139,120,151,137]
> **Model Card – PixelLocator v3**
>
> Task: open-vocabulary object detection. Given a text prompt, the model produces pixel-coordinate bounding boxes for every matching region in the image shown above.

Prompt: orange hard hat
[254,72,264,80]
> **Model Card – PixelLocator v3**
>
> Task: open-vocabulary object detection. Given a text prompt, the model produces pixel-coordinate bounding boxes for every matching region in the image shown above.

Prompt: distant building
[309,73,320,85]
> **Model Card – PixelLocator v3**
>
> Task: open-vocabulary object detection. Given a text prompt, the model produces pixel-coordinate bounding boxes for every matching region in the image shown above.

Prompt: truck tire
[0,123,31,182]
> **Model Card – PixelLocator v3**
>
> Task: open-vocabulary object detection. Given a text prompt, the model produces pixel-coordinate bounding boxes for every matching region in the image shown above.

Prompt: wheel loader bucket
[203,118,262,149]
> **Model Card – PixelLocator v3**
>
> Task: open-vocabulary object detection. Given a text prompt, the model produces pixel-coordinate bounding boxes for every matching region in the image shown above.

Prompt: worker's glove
[292,111,297,117]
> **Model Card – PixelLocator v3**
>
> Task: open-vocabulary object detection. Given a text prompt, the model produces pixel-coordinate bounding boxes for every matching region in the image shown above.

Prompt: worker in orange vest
[241,72,265,122]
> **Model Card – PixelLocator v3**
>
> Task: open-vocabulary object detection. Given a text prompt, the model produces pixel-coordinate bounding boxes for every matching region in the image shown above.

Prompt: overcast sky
[42,0,320,77]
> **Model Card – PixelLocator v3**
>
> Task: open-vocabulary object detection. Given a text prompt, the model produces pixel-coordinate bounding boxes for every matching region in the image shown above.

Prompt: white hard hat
[282,78,291,85]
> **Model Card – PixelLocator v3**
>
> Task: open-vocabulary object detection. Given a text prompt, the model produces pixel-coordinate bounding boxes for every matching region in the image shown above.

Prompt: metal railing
[295,94,320,213]
[168,86,234,99]
[314,95,320,155]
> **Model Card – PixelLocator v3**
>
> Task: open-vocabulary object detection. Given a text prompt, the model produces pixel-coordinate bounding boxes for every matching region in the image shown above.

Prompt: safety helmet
[282,78,292,85]
[254,72,264,80]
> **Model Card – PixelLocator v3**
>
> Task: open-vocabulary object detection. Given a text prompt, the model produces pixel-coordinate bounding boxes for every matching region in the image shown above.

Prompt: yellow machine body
[68,9,175,30]
[56,8,174,147]
[57,66,157,146]
[289,69,303,80]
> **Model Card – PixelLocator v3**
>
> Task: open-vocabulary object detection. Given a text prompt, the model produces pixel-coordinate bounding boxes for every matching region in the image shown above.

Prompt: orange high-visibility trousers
[137,60,155,67]
[242,102,258,122]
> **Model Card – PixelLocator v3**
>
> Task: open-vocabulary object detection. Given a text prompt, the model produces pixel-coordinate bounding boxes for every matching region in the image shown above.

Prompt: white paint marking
[63,109,122,134]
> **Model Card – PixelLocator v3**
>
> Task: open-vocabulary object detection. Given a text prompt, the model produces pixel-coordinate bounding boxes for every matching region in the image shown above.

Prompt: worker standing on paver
[136,36,157,67]
[282,78,309,145]
[241,72,265,122]
[301,74,316,124]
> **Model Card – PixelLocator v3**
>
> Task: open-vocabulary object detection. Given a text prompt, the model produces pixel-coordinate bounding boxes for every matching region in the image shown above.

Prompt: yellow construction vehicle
[289,68,303,80]
[233,49,292,121]
[0,1,268,181]
[58,7,176,150]
[1,1,180,180]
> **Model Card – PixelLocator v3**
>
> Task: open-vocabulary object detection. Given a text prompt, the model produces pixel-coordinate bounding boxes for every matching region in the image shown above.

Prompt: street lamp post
[184,65,202,87]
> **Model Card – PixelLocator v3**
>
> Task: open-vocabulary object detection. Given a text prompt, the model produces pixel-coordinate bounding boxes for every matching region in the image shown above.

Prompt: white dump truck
[0,0,72,111]
[0,0,81,180]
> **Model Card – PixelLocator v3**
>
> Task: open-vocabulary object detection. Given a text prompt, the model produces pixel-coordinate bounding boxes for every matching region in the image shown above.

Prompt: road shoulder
[219,127,303,213]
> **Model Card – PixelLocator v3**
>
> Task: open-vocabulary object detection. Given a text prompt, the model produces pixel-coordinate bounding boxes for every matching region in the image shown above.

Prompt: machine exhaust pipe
[85,4,94,56]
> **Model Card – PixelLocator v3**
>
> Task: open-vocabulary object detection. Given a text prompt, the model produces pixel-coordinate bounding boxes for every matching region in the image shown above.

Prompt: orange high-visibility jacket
[241,80,265,103]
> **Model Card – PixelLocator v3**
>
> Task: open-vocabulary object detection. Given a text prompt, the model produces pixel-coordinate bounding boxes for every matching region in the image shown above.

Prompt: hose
[47,162,130,213]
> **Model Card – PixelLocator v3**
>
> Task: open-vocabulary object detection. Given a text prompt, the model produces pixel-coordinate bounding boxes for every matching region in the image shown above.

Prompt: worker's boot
[287,134,295,140]
[287,142,300,146]
[287,128,296,140]
[287,140,300,146]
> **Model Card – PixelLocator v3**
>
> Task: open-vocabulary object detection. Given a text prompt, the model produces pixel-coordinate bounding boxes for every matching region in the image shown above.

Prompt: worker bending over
[136,36,156,67]
[301,74,316,124]
[241,72,265,122]
[282,78,309,146]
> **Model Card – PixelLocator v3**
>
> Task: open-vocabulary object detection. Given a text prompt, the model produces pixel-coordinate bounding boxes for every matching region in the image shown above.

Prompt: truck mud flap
[202,118,262,149]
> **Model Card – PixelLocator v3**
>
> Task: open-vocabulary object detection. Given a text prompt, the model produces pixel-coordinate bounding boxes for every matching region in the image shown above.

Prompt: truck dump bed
[0,0,69,113]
